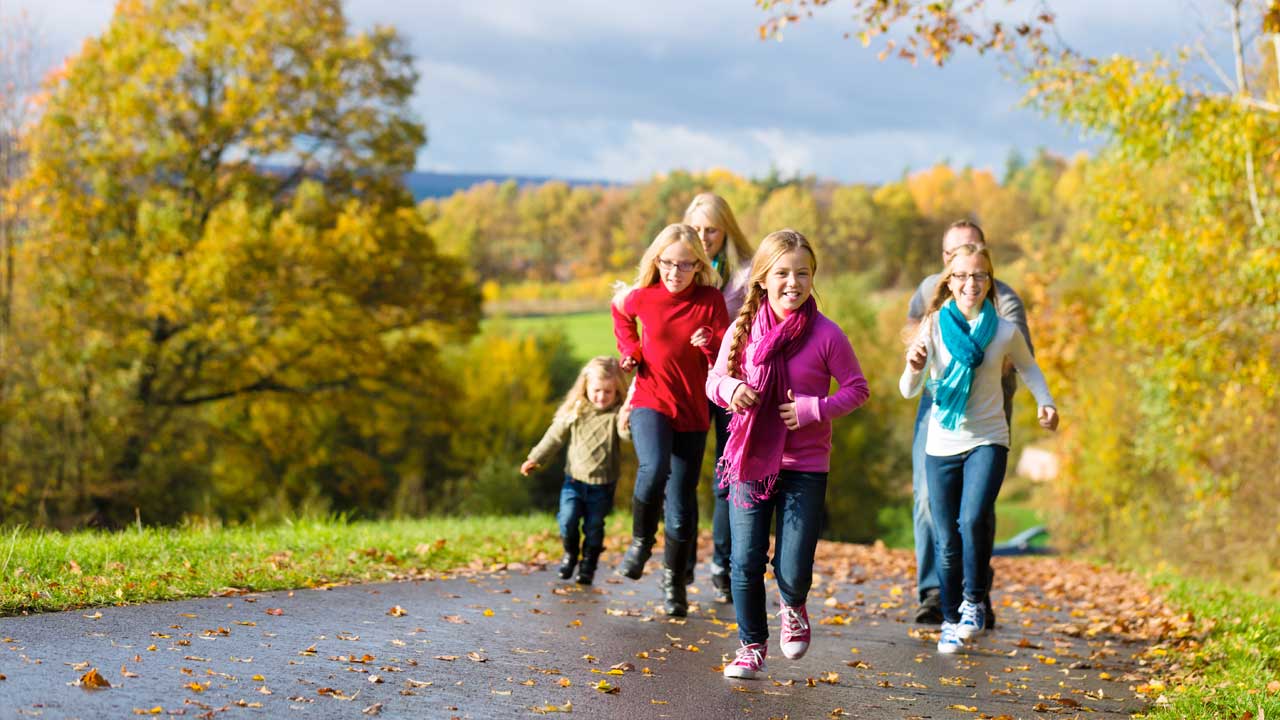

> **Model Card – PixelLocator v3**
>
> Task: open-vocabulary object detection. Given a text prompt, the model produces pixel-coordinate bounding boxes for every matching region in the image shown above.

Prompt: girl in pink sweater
[706,229,869,680]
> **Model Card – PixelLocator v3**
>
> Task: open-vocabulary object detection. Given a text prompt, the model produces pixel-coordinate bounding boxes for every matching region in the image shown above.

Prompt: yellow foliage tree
[15,0,480,525]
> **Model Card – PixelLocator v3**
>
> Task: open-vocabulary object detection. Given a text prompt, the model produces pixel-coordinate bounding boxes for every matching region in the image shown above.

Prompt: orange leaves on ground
[594,679,619,694]
[77,668,110,689]
[265,608,285,616]
[531,700,572,714]
[317,687,358,700]
[387,605,407,617]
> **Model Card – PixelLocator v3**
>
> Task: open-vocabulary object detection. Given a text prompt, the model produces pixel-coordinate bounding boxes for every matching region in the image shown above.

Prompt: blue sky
[13,0,1241,183]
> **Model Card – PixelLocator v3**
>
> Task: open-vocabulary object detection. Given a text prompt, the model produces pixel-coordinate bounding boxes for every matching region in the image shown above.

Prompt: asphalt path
[0,547,1151,719]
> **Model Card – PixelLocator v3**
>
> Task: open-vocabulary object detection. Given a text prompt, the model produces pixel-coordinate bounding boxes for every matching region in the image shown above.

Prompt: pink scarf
[716,296,817,508]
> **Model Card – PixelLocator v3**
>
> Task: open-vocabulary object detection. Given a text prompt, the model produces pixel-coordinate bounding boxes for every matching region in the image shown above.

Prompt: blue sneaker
[956,599,986,639]
[937,621,963,654]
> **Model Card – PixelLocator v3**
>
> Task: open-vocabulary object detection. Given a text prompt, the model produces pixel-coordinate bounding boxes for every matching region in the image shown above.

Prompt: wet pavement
[0,544,1152,719]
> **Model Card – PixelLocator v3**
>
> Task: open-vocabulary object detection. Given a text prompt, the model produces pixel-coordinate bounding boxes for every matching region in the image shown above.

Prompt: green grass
[489,311,615,361]
[1139,570,1280,718]
[0,516,562,616]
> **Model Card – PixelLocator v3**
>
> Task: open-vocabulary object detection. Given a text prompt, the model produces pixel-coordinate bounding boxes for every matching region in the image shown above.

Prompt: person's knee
[957,512,988,539]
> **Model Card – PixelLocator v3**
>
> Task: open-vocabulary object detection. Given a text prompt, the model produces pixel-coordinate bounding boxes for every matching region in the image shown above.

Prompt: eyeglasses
[949,272,991,284]
[658,258,699,273]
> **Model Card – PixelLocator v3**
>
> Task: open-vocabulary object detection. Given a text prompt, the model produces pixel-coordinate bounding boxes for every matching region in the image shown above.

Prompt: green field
[489,311,616,360]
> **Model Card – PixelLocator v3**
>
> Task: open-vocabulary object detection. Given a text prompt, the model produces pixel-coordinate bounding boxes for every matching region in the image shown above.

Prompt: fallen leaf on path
[120,665,140,678]
[946,705,977,711]
[530,700,572,714]
[77,668,110,689]
[317,687,358,700]
[467,652,488,663]
[362,703,383,716]
[131,707,162,715]
[434,655,458,661]
[595,679,619,694]
[82,611,102,620]
[388,606,408,617]
[265,608,284,616]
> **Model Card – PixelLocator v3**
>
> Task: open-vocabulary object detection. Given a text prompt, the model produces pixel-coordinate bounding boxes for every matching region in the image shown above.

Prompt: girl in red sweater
[612,223,729,616]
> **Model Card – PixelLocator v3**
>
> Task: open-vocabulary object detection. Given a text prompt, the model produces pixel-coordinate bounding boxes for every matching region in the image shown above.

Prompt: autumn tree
[17,0,479,525]
[759,0,1280,586]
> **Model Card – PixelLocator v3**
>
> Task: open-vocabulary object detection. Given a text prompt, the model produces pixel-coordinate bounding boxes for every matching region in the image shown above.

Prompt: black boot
[558,536,579,580]
[577,546,602,585]
[683,536,697,586]
[616,499,660,580]
[710,562,732,604]
[662,534,691,617]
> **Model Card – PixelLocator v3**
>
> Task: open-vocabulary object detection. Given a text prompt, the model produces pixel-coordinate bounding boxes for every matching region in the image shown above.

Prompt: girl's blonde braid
[726,284,765,379]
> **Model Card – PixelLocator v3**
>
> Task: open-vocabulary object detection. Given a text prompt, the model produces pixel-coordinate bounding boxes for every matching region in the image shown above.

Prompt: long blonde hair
[724,229,818,379]
[612,223,721,309]
[682,192,753,283]
[925,243,997,316]
[554,356,628,421]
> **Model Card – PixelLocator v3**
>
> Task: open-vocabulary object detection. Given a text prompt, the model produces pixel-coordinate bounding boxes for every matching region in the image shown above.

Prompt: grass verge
[1137,569,1280,718]
[0,515,562,616]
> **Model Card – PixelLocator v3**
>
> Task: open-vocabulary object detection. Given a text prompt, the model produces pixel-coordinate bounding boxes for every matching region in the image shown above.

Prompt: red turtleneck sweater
[613,283,729,432]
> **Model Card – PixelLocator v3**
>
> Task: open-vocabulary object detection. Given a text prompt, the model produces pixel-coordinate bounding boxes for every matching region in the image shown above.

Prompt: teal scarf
[928,298,996,431]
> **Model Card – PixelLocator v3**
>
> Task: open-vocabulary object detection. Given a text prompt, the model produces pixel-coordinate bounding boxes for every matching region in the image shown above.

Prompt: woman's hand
[729,383,759,413]
[779,389,799,430]
[519,459,538,476]
[690,327,711,348]
[1038,405,1059,431]
[906,338,928,372]
[620,355,638,372]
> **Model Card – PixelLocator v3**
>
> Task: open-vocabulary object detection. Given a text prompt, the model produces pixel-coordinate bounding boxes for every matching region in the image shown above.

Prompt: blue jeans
[557,477,616,550]
[910,391,938,601]
[709,401,733,573]
[914,391,999,605]
[630,407,706,544]
[729,470,827,646]
[925,445,1008,624]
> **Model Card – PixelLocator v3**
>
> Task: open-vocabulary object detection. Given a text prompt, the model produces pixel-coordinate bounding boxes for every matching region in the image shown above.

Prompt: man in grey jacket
[906,220,1032,627]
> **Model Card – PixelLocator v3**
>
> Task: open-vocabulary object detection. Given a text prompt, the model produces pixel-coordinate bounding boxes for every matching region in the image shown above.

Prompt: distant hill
[405,171,620,201]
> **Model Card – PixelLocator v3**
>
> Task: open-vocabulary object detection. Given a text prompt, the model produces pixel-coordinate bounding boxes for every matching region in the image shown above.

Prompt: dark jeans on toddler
[557,476,616,550]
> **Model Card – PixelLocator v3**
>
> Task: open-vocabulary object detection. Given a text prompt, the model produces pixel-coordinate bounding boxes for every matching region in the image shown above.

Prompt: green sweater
[526,407,631,486]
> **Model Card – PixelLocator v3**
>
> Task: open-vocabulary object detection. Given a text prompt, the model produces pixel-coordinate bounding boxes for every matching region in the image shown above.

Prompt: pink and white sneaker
[723,642,768,679]
[779,602,811,659]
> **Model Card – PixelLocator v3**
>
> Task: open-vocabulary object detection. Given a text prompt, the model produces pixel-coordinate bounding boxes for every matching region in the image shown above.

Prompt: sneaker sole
[936,642,961,655]
[780,642,809,660]
[955,626,985,640]
[723,667,765,679]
